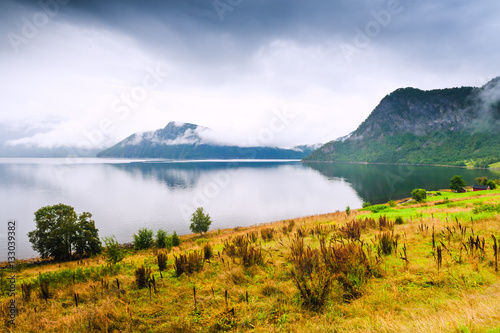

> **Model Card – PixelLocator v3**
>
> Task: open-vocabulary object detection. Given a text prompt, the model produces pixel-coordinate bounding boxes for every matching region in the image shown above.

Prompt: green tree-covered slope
[305,77,500,166]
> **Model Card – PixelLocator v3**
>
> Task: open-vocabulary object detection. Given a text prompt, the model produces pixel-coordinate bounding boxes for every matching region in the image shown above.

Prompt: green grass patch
[489,161,500,169]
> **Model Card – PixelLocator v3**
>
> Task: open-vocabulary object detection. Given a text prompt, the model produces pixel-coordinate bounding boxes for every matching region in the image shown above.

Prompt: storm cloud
[1,0,499,151]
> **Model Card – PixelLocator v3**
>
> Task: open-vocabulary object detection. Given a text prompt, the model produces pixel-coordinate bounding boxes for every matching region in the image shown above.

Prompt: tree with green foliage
[73,212,102,257]
[102,236,125,264]
[133,228,154,250]
[171,231,181,247]
[450,175,466,192]
[156,229,167,248]
[411,189,427,202]
[28,204,101,261]
[476,176,497,190]
[190,207,212,235]
[156,229,174,251]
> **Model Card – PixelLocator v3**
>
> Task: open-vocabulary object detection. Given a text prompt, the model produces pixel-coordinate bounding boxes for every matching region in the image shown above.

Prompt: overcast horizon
[1,0,500,152]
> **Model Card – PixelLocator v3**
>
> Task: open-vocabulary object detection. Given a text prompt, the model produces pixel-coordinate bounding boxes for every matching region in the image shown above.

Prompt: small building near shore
[473,184,490,191]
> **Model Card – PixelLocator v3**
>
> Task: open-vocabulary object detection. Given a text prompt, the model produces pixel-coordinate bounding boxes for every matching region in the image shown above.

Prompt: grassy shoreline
[302,159,500,170]
[2,189,500,332]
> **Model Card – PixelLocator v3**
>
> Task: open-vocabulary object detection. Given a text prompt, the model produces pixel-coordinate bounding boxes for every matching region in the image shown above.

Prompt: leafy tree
[411,189,427,202]
[28,204,101,261]
[476,176,497,189]
[190,207,212,235]
[133,228,154,250]
[476,176,487,185]
[171,231,181,247]
[74,212,102,257]
[450,175,466,192]
[102,236,125,264]
[155,229,173,251]
[156,229,168,248]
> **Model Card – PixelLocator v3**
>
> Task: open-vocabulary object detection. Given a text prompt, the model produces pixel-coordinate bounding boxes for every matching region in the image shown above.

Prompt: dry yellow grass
[1,191,500,332]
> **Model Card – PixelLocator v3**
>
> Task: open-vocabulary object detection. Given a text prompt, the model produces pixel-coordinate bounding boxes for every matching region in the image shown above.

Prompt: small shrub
[174,251,204,277]
[223,238,264,267]
[223,240,238,257]
[21,282,32,301]
[102,236,125,264]
[38,279,50,301]
[282,220,295,235]
[388,200,396,207]
[171,231,181,247]
[339,220,365,241]
[346,206,351,215]
[157,251,168,274]
[203,243,213,261]
[133,228,154,250]
[472,203,500,214]
[320,240,372,300]
[290,237,372,308]
[378,215,394,231]
[232,235,246,247]
[394,216,404,225]
[195,238,209,245]
[411,188,427,202]
[247,231,258,243]
[240,243,264,267]
[156,229,168,249]
[377,232,393,256]
[290,237,334,311]
[362,201,372,208]
[260,228,275,241]
[135,266,151,288]
[260,281,281,296]
[369,204,390,213]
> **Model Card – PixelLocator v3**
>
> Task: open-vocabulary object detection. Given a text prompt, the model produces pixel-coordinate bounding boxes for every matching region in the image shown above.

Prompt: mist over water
[1,158,498,259]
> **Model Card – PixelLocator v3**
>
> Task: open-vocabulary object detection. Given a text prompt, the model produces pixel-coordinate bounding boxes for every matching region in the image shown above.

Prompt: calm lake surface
[1,158,499,259]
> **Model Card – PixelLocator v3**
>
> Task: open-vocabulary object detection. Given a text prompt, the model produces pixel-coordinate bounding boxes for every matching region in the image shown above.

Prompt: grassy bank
[2,190,500,332]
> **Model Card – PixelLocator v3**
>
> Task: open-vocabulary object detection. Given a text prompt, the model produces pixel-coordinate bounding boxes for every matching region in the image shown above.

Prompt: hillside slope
[305,77,500,166]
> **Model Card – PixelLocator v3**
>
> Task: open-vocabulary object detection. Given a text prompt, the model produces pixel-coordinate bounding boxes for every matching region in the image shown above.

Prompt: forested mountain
[305,77,500,166]
[97,121,318,159]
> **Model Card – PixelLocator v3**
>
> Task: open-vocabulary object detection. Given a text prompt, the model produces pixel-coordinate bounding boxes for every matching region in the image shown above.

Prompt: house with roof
[473,184,490,191]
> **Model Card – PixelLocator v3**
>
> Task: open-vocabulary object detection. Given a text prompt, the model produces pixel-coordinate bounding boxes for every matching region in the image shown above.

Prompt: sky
[1,0,500,151]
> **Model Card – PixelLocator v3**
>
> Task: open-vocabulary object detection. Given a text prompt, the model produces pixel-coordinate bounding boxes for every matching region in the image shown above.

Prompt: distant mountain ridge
[305,77,500,166]
[97,121,318,159]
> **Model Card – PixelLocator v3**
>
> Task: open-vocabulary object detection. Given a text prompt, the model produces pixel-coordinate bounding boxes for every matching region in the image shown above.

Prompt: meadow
[1,189,500,332]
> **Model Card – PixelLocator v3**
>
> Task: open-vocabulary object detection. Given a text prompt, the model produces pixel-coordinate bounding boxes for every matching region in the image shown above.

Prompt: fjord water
[1,158,499,259]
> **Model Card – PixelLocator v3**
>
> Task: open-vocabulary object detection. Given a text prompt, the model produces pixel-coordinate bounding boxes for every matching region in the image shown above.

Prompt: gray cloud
[1,0,500,151]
